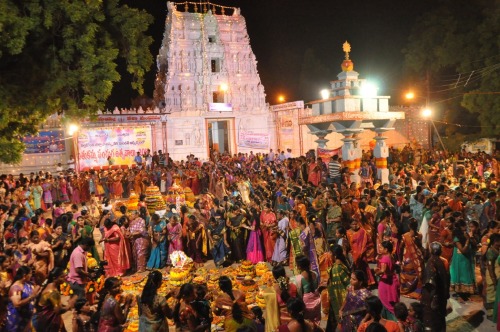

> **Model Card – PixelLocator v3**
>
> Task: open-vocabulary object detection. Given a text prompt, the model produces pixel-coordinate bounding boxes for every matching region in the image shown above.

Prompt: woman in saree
[50,223,72,269]
[261,203,278,262]
[410,186,425,225]
[186,215,207,268]
[374,240,400,320]
[269,265,298,326]
[326,245,351,331]
[133,171,143,195]
[246,207,265,264]
[485,234,500,317]
[450,219,477,297]
[147,214,167,270]
[32,179,43,210]
[166,215,183,265]
[29,230,55,284]
[214,176,228,201]
[79,174,90,204]
[191,169,201,196]
[310,219,332,282]
[294,255,321,324]
[138,271,173,332]
[102,218,130,277]
[59,176,69,203]
[207,216,230,267]
[272,209,290,266]
[376,210,393,256]
[73,216,100,263]
[307,158,321,187]
[338,270,372,332]
[6,266,40,331]
[440,216,455,267]
[356,202,376,262]
[215,276,256,331]
[227,205,250,263]
[13,237,33,276]
[288,213,304,275]
[42,179,53,210]
[399,217,424,297]
[129,210,150,273]
[173,283,210,332]
[347,220,375,286]
[70,175,81,205]
[97,277,133,332]
[32,268,76,332]
[297,217,321,283]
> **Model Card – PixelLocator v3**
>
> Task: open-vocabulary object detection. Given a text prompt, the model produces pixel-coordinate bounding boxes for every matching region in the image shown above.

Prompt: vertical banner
[317,147,341,160]
[278,115,294,151]
[77,126,152,170]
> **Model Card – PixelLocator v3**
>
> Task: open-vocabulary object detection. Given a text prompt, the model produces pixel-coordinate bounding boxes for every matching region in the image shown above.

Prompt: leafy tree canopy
[0,0,154,163]
[403,0,499,137]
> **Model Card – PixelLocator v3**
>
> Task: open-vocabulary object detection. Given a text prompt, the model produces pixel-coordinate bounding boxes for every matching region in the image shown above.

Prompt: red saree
[104,224,131,277]
[347,228,375,286]
[261,211,277,262]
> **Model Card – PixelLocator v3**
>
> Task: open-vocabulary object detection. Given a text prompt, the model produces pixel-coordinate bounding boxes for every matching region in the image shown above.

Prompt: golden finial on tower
[341,41,354,71]
[343,41,351,60]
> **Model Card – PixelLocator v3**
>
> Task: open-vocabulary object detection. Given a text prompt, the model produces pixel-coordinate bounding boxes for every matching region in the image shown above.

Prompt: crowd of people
[0,144,499,332]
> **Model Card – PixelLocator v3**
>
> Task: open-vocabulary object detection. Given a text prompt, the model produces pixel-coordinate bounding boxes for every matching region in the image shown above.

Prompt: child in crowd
[251,306,265,332]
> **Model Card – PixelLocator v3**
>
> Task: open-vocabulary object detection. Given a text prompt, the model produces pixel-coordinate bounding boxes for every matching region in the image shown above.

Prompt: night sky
[108,0,439,108]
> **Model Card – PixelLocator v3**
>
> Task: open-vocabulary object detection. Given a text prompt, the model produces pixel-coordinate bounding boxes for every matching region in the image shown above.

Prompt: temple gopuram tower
[155,2,274,160]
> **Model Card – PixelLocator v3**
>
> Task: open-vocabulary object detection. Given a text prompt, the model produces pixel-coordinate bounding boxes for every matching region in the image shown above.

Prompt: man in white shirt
[144,149,152,170]
[67,155,76,170]
[268,149,275,162]
[285,148,292,159]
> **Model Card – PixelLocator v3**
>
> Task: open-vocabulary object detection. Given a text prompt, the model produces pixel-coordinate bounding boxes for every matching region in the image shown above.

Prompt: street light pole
[425,70,432,150]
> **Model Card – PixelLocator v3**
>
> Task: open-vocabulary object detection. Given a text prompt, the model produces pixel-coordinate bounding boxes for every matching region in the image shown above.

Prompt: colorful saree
[289,227,302,275]
[167,222,182,265]
[299,228,320,283]
[104,224,131,277]
[32,289,65,332]
[6,282,34,331]
[400,232,424,296]
[130,217,150,272]
[326,262,350,330]
[339,287,372,332]
[347,228,375,286]
[147,220,167,269]
[208,219,230,266]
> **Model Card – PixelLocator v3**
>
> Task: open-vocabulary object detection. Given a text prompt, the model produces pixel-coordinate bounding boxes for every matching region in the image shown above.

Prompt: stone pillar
[341,134,361,185]
[313,130,332,148]
[352,134,362,184]
[307,124,332,149]
[373,130,389,184]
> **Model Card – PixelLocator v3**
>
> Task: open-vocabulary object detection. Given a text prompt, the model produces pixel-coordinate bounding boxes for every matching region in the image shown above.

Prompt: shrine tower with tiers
[299,42,405,185]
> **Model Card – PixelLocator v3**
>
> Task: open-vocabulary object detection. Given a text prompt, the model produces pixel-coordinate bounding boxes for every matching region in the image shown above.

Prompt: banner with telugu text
[238,131,270,149]
[77,126,152,170]
[317,147,341,160]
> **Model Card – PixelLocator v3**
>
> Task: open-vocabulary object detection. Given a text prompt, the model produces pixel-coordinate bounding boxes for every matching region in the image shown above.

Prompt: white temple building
[154,2,275,160]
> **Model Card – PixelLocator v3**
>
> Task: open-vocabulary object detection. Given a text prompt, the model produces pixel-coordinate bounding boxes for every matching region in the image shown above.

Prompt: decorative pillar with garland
[372,119,395,185]
[341,132,362,185]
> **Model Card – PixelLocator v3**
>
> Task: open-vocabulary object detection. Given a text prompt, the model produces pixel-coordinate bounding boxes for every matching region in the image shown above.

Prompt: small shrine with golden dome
[299,42,405,185]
